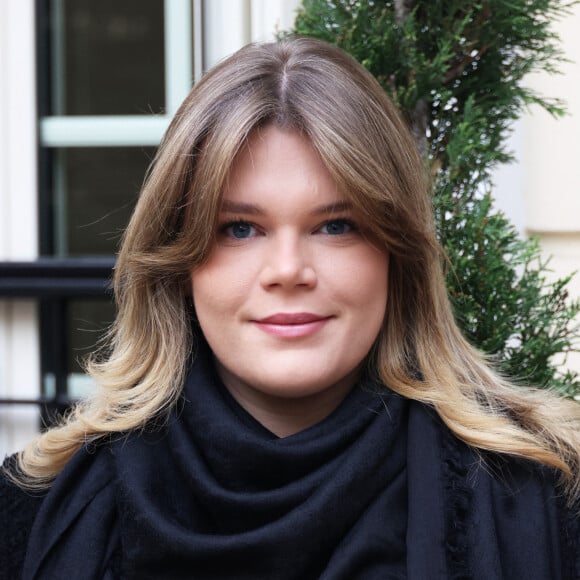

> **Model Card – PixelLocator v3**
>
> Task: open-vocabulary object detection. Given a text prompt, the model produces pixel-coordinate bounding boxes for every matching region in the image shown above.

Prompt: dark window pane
[41,298,115,403]
[45,147,155,256]
[67,299,114,377]
[46,0,165,116]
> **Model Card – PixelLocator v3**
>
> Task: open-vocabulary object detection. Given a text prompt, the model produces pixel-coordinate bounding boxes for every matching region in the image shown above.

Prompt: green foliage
[291,0,580,396]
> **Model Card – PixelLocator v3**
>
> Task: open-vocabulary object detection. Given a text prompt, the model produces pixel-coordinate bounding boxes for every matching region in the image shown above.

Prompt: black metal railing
[0,257,115,298]
[0,258,115,419]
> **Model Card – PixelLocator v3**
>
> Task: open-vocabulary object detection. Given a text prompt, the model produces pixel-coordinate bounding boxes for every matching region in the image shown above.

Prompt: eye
[222,221,257,239]
[319,219,356,236]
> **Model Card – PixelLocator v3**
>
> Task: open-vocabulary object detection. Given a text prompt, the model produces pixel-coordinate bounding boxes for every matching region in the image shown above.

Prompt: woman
[2,37,579,579]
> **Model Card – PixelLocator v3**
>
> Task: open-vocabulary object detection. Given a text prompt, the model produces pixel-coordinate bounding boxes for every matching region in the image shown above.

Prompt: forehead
[222,125,342,208]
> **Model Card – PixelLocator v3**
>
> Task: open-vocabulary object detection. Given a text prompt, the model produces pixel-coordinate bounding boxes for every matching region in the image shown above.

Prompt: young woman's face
[191,126,388,434]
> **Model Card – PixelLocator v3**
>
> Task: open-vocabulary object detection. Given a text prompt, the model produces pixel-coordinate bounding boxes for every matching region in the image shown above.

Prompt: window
[36,0,199,403]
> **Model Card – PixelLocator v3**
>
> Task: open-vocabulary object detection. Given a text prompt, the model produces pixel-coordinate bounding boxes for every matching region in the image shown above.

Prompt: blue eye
[224,221,256,239]
[320,219,355,235]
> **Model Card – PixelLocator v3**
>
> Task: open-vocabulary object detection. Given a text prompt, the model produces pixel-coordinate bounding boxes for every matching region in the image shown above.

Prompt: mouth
[253,312,332,338]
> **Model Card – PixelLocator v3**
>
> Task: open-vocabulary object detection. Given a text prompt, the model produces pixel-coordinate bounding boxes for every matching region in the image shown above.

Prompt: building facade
[0,0,578,458]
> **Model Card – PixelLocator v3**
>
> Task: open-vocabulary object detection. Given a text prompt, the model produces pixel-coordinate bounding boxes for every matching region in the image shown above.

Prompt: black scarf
[114,357,409,579]
[22,350,577,579]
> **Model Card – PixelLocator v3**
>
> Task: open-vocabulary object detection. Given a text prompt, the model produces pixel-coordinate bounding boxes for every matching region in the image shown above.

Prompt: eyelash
[319,218,357,236]
[218,217,358,240]
[219,220,259,240]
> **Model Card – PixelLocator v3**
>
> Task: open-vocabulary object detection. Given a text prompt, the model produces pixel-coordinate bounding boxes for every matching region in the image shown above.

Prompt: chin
[249,367,357,399]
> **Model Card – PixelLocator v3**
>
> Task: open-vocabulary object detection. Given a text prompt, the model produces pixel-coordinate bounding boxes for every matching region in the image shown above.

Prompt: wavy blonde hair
[12,37,580,499]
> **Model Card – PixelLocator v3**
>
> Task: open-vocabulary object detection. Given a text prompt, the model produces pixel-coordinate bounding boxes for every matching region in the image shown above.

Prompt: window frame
[40,0,200,148]
[33,0,199,414]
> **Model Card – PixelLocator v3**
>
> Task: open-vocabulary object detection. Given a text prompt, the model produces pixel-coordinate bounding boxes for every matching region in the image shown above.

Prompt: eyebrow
[220,200,265,215]
[310,201,354,216]
[220,199,354,216]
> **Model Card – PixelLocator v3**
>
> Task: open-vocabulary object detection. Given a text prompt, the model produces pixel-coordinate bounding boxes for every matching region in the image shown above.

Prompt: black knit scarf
[22,350,576,579]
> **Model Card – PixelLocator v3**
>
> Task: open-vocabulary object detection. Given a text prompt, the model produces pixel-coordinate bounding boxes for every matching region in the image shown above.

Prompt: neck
[216,365,360,438]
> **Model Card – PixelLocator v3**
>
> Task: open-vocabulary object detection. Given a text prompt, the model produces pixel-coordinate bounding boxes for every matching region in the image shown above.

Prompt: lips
[256,312,329,325]
[253,312,332,338]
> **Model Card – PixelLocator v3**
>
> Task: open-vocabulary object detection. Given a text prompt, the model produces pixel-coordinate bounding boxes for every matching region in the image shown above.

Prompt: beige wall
[523,3,580,373]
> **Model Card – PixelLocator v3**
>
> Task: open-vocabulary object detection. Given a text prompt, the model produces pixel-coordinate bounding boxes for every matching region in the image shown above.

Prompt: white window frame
[40,0,200,148]
[0,0,41,457]
[203,0,301,70]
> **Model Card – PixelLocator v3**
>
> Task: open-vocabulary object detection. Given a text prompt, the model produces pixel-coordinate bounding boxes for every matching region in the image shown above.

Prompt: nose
[259,233,317,289]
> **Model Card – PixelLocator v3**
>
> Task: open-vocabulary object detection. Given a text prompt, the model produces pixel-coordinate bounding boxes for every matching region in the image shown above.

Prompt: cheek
[191,269,234,347]
[326,248,389,309]
[190,261,252,318]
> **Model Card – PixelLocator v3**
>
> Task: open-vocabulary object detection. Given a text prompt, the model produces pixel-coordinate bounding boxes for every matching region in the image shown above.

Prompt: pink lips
[253,312,331,338]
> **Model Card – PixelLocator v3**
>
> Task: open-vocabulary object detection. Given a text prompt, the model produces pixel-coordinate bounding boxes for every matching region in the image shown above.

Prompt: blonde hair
[12,37,580,499]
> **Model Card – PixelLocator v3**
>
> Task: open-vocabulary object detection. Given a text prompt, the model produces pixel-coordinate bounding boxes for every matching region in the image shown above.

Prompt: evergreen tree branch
[292,0,580,398]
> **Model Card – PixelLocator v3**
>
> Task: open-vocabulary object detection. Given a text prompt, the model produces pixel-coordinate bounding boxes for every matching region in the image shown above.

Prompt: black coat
[2,361,579,580]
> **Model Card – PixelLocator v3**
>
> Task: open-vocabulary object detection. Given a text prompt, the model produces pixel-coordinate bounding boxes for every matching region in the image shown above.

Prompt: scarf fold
[22,349,575,579]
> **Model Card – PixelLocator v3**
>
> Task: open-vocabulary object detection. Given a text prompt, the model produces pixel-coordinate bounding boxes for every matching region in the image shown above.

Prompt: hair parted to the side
[11,37,579,500]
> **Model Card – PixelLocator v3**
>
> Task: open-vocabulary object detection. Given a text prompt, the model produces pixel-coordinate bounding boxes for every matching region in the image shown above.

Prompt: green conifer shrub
[291,0,580,397]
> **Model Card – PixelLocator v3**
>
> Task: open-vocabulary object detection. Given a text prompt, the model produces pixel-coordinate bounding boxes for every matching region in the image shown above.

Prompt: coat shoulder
[0,455,47,578]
